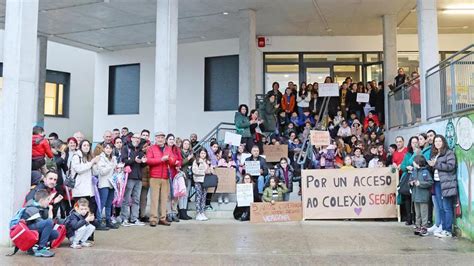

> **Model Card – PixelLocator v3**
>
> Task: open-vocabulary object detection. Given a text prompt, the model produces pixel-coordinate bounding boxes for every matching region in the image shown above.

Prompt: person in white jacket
[296,82,311,114]
[71,140,101,228]
[97,143,119,229]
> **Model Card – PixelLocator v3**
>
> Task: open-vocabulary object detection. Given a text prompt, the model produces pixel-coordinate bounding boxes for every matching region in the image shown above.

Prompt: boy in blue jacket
[22,189,58,257]
[410,155,434,236]
[65,198,96,249]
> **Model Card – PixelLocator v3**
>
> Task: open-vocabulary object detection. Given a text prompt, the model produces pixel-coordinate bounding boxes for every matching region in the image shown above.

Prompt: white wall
[0,30,96,140]
[93,39,239,142]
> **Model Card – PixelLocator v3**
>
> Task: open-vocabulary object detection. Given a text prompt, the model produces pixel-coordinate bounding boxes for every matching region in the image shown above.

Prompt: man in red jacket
[32,126,53,173]
[146,131,175,226]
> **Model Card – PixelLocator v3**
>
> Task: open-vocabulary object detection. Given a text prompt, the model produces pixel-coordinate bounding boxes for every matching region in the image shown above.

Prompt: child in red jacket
[32,126,53,173]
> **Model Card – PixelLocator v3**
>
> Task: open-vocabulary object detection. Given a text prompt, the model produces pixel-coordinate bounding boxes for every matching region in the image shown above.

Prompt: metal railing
[388,77,421,128]
[192,122,236,153]
[426,44,474,120]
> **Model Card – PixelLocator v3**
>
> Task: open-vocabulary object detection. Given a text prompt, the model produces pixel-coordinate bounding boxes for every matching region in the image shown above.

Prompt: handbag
[397,172,412,196]
[203,174,218,189]
[455,195,462,218]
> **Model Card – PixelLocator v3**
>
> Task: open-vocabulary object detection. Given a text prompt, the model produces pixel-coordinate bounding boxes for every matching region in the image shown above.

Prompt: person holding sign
[262,177,288,204]
[233,174,260,221]
[244,146,269,197]
[274,158,294,201]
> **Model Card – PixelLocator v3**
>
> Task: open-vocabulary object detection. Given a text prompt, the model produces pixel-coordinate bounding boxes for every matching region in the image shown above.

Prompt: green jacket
[262,184,288,202]
[421,145,431,161]
[262,99,278,132]
[409,167,434,203]
[234,112,251,138]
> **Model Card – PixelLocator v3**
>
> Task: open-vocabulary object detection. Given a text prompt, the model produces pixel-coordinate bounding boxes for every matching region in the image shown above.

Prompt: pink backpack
[173,171,187,198]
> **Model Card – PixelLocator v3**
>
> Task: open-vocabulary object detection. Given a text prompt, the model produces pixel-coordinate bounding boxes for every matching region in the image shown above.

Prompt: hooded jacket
[434,149,457,197]
[234,112,251,138]
[32,134,53,159]
[97,152,117,189]
[146,144,175,179]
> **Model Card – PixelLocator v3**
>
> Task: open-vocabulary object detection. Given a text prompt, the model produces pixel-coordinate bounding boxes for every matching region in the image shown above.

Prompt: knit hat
[31,170,43,186]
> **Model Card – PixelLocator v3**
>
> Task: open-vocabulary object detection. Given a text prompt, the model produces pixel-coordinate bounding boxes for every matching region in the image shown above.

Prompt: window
[266,64,299,92]
[108,64,140,115]
[204,55,239,111]
[303,53,363,63]
[45,70,70,117]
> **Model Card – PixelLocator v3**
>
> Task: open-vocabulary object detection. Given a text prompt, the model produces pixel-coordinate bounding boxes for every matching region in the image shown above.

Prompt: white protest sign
[318,83,339,97]
[236,183,254,207]
[240,153,252,164]
[224,132,242,146]
[356,93,370,103]
[245,161,261,176]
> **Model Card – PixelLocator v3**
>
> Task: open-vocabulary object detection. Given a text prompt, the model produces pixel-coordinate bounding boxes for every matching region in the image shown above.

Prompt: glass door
[305,66,331,84]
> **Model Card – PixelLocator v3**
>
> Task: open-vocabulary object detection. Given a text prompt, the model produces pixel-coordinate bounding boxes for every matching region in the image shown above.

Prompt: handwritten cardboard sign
[244,161,261,176]
[263,144,288,162]
[356,93,370,103]
[310,130,331,146]
[224,132,242,146]
[301,168,397,220]
[318,83,339,97]
[250,202,302,223]
[236,183,254,207]
[208,168,236,193]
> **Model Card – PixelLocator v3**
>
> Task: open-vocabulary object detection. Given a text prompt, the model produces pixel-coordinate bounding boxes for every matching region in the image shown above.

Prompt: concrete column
[0,0,39,245]
[239,9,257,109]
[417,0,439,121]
[35,36,47,127]
[154,0,178,134]
[382,14,397,128]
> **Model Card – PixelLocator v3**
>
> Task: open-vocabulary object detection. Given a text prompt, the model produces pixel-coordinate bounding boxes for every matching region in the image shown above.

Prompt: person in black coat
[65,198,96,248]
[374,81,385,124]
[233,174,261,221]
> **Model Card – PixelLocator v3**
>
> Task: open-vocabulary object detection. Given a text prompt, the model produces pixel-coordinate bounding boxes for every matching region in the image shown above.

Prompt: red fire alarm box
[257,36,265,48]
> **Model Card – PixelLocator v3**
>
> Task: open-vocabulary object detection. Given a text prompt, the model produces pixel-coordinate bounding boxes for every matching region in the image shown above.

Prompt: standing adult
[190,133,198,148]
[266,81,283,105]
[374,81,385,124]
[165,134,183,223]
[146,132,175,227]
[296,82,311,115]
[94,130,113,156]
[262,94,279,134]
[73,131,85,143]
[400,136,420,225]
[235,104,253,152]
[409,71,421,123]
[179,139,194,220]
[390,68,409,126]
[139,129,152,222]
[430,135,457,238]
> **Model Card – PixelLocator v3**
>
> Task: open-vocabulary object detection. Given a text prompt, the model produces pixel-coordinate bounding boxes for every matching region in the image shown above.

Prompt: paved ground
[2,220,474,265]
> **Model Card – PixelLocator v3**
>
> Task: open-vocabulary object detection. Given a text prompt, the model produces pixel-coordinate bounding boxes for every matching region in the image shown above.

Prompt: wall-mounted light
[222,11,229,15]
[443,5,474,14]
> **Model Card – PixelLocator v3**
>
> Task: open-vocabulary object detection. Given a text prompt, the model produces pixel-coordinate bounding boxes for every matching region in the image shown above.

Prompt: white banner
[236,183,254,207]
[318,83,339,97]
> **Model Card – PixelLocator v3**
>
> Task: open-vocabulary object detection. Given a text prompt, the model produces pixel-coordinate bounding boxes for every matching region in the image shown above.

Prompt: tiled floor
[2,220,473,265]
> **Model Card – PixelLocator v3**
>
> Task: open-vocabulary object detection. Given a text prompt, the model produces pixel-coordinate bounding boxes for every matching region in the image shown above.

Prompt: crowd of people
[15,75,457,258]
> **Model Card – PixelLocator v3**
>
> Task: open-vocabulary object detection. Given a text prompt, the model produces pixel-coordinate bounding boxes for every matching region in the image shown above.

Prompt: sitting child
[262,177,288,204]
[351,148,367,168]
[65,198,96,249]
[341,155,354,169]
[22,189,58,257]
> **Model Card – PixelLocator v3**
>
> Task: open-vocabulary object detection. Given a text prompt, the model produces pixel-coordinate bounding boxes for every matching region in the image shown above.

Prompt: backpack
[9,208,26,229]
[173,172,187,198]
[7,220,39,256]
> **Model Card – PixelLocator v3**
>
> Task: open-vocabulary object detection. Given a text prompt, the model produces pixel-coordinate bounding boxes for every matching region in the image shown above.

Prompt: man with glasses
[121,134,146,226]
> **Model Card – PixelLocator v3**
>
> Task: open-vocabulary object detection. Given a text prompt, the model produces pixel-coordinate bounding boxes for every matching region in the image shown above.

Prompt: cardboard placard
[250,202,303,223]
[208,168,236,193]
[263,144,288,162]
[301,168,397,220]
[310,130,331,146]
[356,93,370,103]
[236,183,254,207]
[224,132,242,146]
[244,161,261,176]
[318,83,339,97]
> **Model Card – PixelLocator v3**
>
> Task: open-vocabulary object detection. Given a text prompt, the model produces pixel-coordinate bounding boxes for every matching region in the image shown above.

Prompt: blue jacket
[409,167,434,203]
[298,113,315,127]
[65,210,89,238]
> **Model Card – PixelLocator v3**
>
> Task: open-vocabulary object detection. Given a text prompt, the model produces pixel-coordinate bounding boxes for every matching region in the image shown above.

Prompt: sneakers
[196,213,209,221]
[205,205,214,211]
[34,247,55,257]
[131,220,145,226]
[81,241,94,247]
[428,224,442,234]
[218,195,223,204]
[122,220,132,227]
[419,227,429,237]
[224,196,229,204]
[435,230,453,238]
[106,222,119,229]
[414,227,421,236]
[70,243,82,249]
[96,223,109,231]
[201,213,209,221]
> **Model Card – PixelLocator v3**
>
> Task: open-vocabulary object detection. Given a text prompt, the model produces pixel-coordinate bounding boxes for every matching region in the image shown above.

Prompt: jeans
[70,224,95,244]
[257,175,267,194]
[29,219,59,249]
[442,196,455,233]
[432,181,444,227]
[121,179,142,223]
[283,192,290,201]
[195,182,207,214]
[98,187,114,223]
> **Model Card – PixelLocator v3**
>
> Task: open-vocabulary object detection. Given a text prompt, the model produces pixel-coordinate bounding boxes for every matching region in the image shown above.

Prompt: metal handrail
[192,122,235,153]
[426,44,474,75]
[388,76,420,96]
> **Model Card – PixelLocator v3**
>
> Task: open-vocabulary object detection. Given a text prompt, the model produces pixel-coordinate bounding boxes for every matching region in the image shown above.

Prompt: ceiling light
[442,9,474,14]
[222,11,229,15]
[462,25,469,29]
[284,74,289,78]
[98,47,104,50]
[326,28,333,32]
[146,41,152,45]
[445,4,474,10]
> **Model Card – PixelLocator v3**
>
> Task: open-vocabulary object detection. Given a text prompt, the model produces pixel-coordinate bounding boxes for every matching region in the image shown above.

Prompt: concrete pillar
[0,0,39,245]
[239,9,257,109]
[416,0,439,121]
[35,36,47,127]
[154,0,178,134]
[382,14,397,128]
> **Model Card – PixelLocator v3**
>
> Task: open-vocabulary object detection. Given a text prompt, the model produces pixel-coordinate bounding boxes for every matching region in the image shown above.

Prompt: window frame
[107,63,141,115]
[44,69,70,118]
